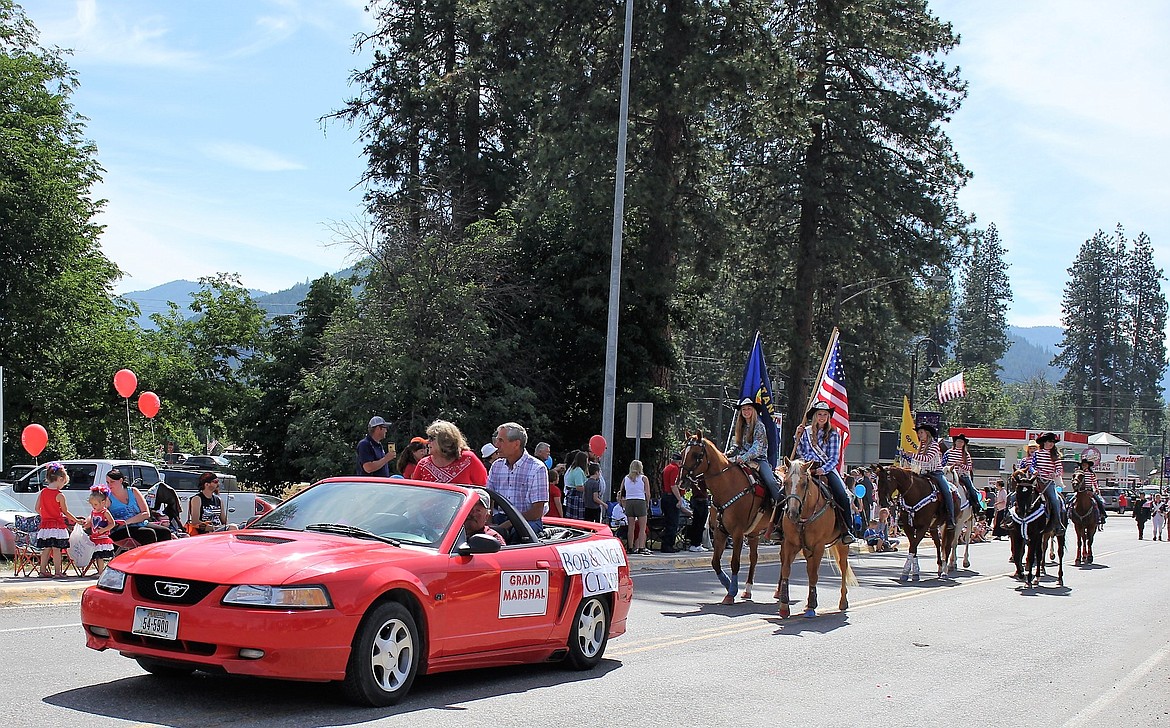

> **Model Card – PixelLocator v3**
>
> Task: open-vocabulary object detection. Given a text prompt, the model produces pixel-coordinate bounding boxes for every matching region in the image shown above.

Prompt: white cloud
[39,0,208,70]
[199,141,305,172]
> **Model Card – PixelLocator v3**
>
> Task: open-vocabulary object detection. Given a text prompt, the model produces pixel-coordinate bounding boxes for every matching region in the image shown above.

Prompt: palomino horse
[1007,469,1065,587]
[774,459,857,618]
[943,466,977,574]
[1067,470,1098,566]
[874,465,958,581]
[680,431,770,604]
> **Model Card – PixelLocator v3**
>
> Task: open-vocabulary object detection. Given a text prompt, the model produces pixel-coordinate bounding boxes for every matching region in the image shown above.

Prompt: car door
[433,539,566,657]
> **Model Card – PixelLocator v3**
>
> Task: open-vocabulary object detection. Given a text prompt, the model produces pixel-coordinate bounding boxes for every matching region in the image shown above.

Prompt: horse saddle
[737,465,767,499]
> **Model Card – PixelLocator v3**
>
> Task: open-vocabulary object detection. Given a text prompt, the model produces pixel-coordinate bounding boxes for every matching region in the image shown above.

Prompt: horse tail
[843,561,858,588]
[839,545,859,587]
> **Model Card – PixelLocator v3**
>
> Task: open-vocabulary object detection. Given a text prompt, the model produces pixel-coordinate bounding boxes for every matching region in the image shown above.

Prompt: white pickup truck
[0,459,267,528]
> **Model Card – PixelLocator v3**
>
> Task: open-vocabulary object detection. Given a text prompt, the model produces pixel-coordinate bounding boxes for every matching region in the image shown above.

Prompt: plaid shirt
[487,450,549,517]
[795,425,841,475]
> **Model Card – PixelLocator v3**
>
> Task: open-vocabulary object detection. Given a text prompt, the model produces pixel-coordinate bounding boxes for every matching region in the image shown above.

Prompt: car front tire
[342,601,420,706]
[565,595,610,670]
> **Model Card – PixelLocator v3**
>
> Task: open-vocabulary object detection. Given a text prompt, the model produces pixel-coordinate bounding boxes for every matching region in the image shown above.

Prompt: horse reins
[682,437,760,536]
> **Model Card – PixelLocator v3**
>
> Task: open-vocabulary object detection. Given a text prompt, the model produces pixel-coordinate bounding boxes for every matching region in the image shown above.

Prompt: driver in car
[465,490,505,545]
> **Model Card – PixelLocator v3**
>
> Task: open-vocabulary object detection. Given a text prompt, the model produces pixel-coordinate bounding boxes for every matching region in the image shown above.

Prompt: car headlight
[222,585,332,609]
[96,567,127,592]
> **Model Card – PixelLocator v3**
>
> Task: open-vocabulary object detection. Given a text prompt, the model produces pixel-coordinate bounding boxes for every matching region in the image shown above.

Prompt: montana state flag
[739,332,779,468]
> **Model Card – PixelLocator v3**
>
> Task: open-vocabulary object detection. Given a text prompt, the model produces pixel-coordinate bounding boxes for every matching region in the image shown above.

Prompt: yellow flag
[899,396,918,462]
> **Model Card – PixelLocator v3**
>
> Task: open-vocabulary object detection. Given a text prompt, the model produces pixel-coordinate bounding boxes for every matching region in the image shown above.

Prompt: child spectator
[35,462,81,577]
[583,463,604,523]
[547,468,564,519]
[863,518,900,552]
[86,485,117,574]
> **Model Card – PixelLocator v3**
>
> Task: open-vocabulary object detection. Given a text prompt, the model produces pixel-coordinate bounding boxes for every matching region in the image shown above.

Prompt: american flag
[814,334,850,458]
[937,371,967,404]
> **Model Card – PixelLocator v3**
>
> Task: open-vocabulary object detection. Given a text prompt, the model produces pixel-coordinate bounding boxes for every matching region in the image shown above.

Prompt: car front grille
[133,575,218,606]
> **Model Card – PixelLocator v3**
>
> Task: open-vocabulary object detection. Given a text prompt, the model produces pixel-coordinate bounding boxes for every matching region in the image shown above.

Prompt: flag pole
[789,327,839,459]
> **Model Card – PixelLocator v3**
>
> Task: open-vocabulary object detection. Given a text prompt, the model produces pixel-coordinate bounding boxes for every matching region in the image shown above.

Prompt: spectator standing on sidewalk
[563,451,588,520]
[660,453,683,553]
[583,463,604,523]
[686,475,710,552]
[621,460,652,555]
[357,416,397,477]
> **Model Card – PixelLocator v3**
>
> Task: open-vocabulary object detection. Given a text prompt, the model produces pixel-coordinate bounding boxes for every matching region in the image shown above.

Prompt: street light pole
[909,337,941,414]
[600,0,634,493]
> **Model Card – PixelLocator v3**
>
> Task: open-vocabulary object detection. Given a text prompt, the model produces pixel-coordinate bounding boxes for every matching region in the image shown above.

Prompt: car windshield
[0,491,29,511]
[251,480,464,547]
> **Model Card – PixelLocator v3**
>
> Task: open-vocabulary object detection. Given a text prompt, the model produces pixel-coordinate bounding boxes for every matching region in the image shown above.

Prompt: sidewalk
[0,540,862,606]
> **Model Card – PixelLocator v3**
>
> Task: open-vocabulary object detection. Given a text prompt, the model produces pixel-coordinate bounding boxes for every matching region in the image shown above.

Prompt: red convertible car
[81,477,633,706]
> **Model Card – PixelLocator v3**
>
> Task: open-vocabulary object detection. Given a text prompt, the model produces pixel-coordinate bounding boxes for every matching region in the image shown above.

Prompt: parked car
[81,478,633,706]
[0,490,37,557]
[1098,486,1122,512]
[1,460,162,518]
[1,465,36,485]
[152,468,265,528]
[179,455,232,471]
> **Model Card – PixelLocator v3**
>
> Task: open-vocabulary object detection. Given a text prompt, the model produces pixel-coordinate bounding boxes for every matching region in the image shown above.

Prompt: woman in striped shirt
[1075,458,1107,526]
[1031,432,1066,533]
[910,423,955,527]
[942,433,984,516]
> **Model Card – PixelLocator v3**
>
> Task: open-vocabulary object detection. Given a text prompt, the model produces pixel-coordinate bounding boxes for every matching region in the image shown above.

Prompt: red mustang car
[81,478,633,706]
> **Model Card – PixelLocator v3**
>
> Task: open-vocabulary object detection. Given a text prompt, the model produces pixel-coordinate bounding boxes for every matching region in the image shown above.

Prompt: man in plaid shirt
[487,422,550,537]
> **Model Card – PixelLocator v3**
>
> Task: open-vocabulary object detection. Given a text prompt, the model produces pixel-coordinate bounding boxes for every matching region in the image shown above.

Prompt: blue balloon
[1055,485,1063,493]
[854,484,866,498]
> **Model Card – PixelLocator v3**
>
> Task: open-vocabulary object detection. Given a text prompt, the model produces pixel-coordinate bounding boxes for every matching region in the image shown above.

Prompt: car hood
[114,529,435,584]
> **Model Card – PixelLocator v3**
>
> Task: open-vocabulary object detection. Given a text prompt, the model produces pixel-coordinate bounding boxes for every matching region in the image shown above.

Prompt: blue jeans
[957,472,981,512]
[1041,480,1065,530]
[928,471,954,522]
[754,459,780,501]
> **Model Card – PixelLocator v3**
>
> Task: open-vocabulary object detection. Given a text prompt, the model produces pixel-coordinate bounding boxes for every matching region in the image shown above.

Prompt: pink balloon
[113,369,138,398]
[21,424,48,457]
[138,391,161,419]
[589,434,607,457]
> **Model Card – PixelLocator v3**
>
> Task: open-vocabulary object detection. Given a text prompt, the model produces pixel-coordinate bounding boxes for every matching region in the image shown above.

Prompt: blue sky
[20,1,1169,330]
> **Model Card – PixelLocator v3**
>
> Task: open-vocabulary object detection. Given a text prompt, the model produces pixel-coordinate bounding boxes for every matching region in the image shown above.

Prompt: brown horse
[680,431,769,604]
[774,459,856,618]
[874,465,958,581]
[1067,470,1097,566]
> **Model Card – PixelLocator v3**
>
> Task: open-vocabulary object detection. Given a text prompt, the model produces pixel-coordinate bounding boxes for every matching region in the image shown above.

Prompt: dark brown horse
[774,459,856,618]
[1067,470,1097,566]
[680,432,770,604]
[874,465,958,581]
[1007,469,1065,587]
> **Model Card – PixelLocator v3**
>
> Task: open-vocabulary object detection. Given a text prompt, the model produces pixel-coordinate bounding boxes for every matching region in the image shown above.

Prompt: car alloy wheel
[565,595,610,670]
[342,601,420,706]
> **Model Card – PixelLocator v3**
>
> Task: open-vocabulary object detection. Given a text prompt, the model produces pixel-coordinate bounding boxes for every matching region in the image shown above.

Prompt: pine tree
[956,224,1012,372]
[1123,232,1167,434]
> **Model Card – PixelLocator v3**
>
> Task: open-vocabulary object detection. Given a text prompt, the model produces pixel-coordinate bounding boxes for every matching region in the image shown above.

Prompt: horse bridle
[681,437,758,535]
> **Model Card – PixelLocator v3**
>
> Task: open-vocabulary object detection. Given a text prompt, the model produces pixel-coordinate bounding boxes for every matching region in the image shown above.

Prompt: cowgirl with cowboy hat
[1030,432,1066,534]
[1075,457,1107,527]
[943,433,984,516]
[728,396,782,505]
[794,401,855,543]
[910,422,955,527]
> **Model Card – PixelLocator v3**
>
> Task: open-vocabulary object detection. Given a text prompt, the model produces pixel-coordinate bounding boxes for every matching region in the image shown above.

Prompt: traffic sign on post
[626,402,653,462]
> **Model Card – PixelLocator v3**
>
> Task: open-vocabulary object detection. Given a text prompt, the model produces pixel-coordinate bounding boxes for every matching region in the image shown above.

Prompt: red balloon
[113,368,138,398]
[589,434,607,457]
[21,424,48,457]
[138,391,161,419]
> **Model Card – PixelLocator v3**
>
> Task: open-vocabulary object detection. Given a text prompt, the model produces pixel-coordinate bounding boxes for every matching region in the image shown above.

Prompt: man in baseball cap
[356,416,397,477]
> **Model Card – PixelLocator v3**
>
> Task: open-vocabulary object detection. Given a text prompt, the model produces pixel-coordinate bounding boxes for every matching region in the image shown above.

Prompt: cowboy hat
[805,401,834,420]
[1036,432,1061,445]
[914,422,938,438]
[952,433,970,444]
[1025,440,1039,450]
[735,397,764,414]
[1078,459,1094,469]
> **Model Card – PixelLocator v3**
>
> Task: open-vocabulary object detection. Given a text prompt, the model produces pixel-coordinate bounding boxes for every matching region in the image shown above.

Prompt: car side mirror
[457,532,502,556]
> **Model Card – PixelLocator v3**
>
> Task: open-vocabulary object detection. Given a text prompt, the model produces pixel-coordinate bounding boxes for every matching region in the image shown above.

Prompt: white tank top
[623,475,647,500]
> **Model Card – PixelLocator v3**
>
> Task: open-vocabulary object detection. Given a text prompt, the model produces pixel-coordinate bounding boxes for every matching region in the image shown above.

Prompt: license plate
[132,606,179,640]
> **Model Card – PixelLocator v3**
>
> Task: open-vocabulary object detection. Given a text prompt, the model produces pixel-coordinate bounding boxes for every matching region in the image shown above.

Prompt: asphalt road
[2,524,1168,727]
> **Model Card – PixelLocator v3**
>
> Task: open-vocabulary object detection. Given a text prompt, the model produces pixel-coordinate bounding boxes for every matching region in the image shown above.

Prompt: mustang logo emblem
[155,581,190,598]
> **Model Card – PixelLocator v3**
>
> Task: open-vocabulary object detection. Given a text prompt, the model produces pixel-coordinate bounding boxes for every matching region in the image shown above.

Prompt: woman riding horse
[910,423,955,527]
[728,398,782,506]
[1070,458,1106,527]
[793,401,854,543]
[942,433,984,518]
[1029,432,1066,535]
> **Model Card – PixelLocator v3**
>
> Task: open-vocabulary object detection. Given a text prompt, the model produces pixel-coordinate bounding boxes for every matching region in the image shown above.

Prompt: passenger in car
[464,491,505,545]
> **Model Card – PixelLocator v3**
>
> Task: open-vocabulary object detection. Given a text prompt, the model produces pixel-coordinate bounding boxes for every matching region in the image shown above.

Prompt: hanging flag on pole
[897,395,918,465]
[739,331,780,468]
[812,330,850,460]
[937,371,967,404]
